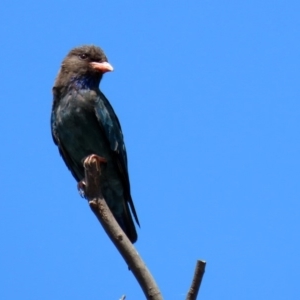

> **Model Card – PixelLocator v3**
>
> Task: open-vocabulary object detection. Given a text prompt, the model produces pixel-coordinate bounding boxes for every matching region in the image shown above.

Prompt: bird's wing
[94,91,140,226]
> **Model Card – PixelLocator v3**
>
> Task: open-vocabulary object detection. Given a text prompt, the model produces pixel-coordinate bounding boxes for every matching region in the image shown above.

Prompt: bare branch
[186,260,206,300]
[83,154,163,300]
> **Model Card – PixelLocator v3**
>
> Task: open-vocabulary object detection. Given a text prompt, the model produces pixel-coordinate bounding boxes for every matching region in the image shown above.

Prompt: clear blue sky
[0,1,299,299]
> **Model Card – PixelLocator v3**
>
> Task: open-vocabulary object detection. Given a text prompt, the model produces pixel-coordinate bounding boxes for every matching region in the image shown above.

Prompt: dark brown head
[53,45,113,93]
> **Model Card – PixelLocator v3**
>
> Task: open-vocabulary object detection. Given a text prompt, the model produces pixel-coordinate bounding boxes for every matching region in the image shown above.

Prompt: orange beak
[89,61,114,73]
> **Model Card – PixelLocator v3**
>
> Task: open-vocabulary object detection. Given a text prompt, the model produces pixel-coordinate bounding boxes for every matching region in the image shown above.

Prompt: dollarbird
[51,45,139,243]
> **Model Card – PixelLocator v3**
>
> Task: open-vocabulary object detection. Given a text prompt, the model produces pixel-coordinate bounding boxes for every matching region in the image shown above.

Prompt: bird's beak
[89,61,113,73]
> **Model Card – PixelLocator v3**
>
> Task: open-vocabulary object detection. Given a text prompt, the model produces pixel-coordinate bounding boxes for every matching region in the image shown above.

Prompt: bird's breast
[56,90,112,167]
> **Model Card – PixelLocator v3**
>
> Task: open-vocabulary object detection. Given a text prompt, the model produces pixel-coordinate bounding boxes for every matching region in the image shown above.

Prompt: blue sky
[1,1,299,299]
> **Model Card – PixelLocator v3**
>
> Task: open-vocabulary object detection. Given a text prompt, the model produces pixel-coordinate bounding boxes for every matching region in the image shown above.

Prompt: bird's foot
[77,180,86,198]
[83,154,107,171]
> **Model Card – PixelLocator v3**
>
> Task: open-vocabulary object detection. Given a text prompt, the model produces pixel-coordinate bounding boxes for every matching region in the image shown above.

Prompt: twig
[83,154,163,300]
[185,260,206,300]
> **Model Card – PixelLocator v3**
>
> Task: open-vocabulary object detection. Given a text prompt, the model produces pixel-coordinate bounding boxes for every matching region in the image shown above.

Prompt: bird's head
[54,45,113,92]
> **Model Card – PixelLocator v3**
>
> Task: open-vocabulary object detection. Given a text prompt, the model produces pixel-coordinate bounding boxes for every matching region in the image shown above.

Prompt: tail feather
[115,200,137,243]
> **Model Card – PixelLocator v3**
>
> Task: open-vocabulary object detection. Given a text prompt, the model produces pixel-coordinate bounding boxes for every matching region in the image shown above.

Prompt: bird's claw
[77,180,86,198]
[84,154,107,168]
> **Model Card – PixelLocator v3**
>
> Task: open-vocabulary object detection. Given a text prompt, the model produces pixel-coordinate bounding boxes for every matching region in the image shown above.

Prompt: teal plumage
[51,45,139,243]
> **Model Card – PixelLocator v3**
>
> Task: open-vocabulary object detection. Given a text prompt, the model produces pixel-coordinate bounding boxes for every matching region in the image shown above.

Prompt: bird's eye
[79,53,88,60]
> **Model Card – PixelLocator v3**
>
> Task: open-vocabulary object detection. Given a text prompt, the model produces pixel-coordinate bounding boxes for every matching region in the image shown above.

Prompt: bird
[51,45,139,243]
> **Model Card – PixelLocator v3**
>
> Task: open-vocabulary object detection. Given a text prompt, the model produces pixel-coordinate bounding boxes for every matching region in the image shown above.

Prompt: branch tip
[186,260,206,300]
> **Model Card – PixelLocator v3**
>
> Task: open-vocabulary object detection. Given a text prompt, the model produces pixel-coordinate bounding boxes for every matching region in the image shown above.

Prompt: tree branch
[83,154,163,300]
[185,260,206,300]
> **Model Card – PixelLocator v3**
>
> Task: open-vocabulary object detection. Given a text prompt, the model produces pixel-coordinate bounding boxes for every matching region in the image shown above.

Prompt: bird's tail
[116,200,138,243]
